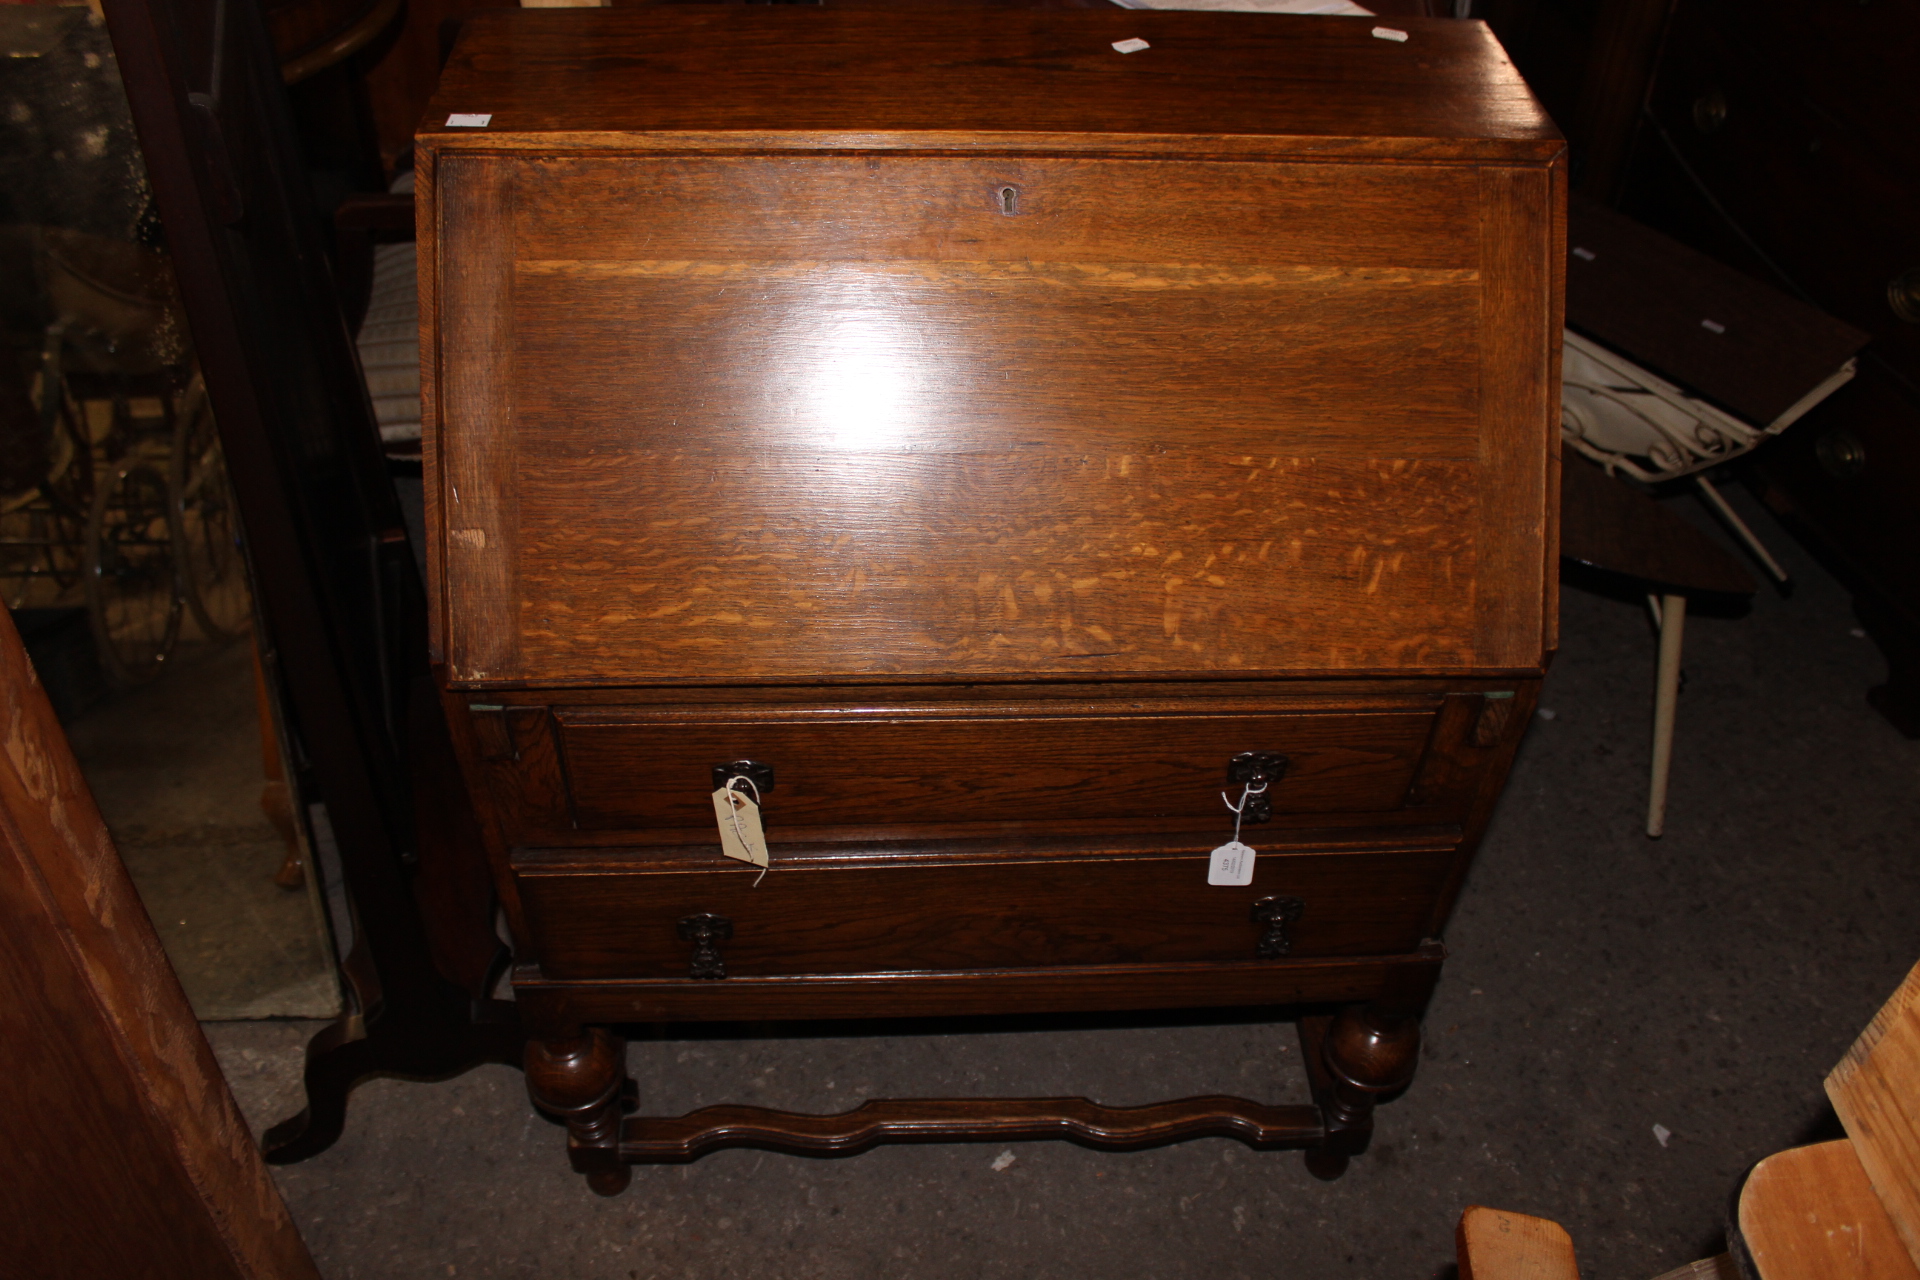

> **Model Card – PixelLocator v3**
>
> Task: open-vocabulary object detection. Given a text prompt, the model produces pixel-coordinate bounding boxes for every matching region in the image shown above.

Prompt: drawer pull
[1226,752,1289,823]
[710,760,776,794]
[1251,896,1304,959]
[676,913,734,980]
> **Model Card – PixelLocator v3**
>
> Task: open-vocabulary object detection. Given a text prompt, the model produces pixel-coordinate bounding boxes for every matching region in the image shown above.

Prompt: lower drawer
[514,834,1455,981]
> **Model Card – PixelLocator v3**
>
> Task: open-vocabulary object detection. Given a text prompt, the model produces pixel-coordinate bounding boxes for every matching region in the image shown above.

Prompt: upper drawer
[554,696,1440,837]
[426,154,1559,686]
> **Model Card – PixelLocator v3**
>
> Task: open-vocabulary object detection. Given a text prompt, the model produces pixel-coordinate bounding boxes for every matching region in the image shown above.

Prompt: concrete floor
[202,487,1920,1280]
[63,636,339,1019]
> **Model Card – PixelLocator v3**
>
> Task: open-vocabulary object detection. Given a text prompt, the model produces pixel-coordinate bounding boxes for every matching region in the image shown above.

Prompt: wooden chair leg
[1648,591,1686,838]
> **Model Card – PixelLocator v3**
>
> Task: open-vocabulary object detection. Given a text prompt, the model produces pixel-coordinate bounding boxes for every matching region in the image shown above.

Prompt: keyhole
[999,186,1018,215]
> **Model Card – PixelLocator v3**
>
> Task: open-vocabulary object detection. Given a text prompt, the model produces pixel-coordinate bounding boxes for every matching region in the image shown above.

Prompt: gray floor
[64,637,340,1019]
[204,486,1920,1280]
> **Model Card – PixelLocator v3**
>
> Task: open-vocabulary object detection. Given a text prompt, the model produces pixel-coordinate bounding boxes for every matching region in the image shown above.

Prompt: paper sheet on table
[1108,0,1374,15]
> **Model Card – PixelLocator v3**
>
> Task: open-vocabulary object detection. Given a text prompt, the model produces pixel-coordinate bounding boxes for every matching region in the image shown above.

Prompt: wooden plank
[554,701,1439,831]
[468,452,1490,685]
[516,847,1452,980]
[1828,956,1920,1265]
[1473,164,1561,671]
[1649,1257,1739,1280]
[1566,195,1868,428]
[0,610,319,1277]
[1456,1205,1580,1280]
[435,153,523,683]
[513,156,1483,271]
[1739,1139,1920,1280]
[513,945,1444,1032]
[420,9,1560,161]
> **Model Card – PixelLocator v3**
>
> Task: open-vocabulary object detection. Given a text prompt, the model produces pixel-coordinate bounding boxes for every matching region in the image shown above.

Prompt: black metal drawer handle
[677,913,733,980]
[1251,896,1304,959]
[1226,752,1289,823]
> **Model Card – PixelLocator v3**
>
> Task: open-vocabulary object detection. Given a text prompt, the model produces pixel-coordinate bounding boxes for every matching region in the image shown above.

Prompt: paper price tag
[711,786,769,868]
[446,113,492,128]
[1208,840,1256,886]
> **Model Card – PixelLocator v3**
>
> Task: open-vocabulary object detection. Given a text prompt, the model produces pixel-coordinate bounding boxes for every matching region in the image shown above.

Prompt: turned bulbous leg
[1304,1001,1424,1181]
[526,1028,630,1196]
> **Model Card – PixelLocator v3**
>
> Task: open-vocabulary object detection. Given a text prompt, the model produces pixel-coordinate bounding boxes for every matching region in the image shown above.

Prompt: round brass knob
[1816,428,1868,479]
[1889,268,1920,323]
[1692,90,1728,134]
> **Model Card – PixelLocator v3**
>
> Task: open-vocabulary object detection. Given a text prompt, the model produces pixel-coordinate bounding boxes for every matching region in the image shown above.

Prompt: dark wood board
[1566,194,1867,428]
[421,8,1559,159]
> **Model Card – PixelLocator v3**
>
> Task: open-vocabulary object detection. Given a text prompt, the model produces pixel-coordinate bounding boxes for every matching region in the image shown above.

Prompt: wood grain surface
[1456,1205,1580,1280]
[419,12,1565,688]
[1827,955,1920,1266]
[556,697,1439,831]
[420,8,1560,158]
[1738,1139,1920,1280]
[619,1094,1325,1163]
[0,604,318,1276]
[515,841,1451,980]
[511,942,1447,1031]
[429,149,1560,683]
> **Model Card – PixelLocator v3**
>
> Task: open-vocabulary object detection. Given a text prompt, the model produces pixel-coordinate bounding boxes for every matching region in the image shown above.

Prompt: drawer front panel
[516,845,1452,981]
[555,700,1439,834]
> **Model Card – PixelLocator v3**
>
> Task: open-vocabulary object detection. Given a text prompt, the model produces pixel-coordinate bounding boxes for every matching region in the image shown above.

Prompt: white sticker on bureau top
[1111,37,1150,53]
[1208,840,1256,886]
[446,113,493,128]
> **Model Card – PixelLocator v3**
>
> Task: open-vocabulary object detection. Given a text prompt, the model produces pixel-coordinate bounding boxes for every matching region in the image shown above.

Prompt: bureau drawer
[552,696,1443,839]
[514,834,1456,982]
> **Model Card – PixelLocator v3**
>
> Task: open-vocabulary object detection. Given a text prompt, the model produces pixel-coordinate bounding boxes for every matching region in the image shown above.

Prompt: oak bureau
[417,5,1564,1194]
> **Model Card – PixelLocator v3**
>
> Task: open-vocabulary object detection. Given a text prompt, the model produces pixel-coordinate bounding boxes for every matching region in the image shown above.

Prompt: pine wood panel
[1456,1205,1580,1280]
[1738,1139,1920,1280]
[1827,956,1920,1265]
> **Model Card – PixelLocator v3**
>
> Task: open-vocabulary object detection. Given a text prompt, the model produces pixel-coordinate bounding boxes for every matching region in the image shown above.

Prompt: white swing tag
[711,785,769,868]
[1208,840,1257,886]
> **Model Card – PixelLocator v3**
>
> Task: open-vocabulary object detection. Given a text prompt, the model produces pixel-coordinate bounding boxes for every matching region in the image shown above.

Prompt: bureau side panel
[433,154,522,682]
[1473,164,1562,668]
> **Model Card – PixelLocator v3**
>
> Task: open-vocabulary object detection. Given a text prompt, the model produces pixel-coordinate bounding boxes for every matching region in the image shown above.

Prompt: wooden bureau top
[421,7,1559,162]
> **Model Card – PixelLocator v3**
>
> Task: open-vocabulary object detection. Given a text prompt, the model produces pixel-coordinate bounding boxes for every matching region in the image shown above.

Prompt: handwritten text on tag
[1208,840,1256,886]
[711,785,769,868]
